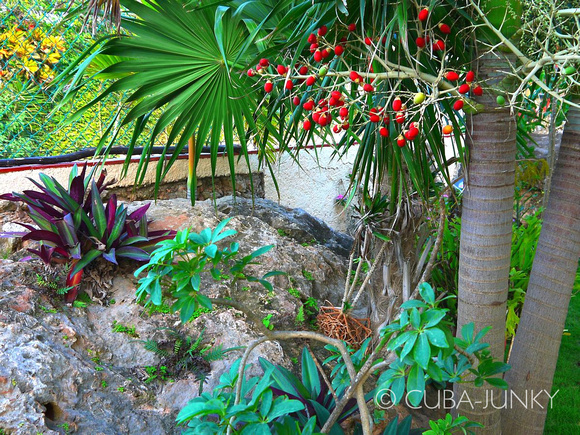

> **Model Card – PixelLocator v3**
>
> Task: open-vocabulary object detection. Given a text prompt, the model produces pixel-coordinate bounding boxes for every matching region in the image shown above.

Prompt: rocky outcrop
[215,196,353,258]
[0,197,352,434]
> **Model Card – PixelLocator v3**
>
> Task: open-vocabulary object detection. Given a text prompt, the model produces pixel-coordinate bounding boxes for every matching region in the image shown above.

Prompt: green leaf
[301,348,321,397]
[400,331,418,361]
[422,310,447,329]
[249,245,274,259]
[425,328,449,348]
[266,399,305,422]
[401,300,428,309]
[413,333,431,370]
[419,282,435,305]
[259,389,273,417]
[410,308,421,329]
[197,294,213,311]
[70,250,102,276]
[205,244,218,258]
[406,365,425,407]
[91,182,107,239]
[485,377,509,389]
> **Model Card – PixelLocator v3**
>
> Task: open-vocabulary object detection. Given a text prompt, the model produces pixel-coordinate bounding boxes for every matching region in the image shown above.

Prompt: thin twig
[410,196,447,300]
[229,331,364,435]
[350,241,388,310]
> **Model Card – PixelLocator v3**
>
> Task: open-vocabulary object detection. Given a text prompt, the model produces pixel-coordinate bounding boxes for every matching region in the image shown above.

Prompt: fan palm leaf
[67,0,271,203]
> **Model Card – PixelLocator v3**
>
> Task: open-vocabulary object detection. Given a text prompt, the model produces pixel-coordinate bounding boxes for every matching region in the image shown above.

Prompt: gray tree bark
[454,51,517,433]
[502,97,580,434]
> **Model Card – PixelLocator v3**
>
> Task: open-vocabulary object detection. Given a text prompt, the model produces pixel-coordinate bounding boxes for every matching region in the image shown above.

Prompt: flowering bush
[0,22,66,86]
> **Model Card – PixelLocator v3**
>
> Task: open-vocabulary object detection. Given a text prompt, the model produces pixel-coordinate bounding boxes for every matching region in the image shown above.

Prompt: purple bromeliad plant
[0,164,175,302]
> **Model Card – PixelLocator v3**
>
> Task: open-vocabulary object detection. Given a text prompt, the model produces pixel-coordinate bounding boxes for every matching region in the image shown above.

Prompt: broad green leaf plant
[175,283,507,434]
[135,217,282,323]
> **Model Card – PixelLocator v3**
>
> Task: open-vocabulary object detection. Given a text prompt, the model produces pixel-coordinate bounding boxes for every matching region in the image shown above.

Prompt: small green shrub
[135,218,283,323]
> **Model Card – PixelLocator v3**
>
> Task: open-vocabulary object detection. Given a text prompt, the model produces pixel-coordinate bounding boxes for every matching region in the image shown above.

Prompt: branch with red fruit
[245,10,487,149]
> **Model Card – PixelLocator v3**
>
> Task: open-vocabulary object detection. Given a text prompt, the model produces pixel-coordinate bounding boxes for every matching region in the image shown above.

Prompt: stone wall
[107,173,265,202]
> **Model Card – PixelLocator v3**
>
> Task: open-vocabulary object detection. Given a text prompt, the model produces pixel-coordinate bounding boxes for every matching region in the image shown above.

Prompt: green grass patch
[544,292,580,434]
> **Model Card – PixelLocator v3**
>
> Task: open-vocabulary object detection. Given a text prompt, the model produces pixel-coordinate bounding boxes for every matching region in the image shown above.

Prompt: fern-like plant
[139,327,242,394]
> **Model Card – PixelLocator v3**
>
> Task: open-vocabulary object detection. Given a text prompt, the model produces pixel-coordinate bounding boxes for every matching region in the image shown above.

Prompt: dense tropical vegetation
[1,0,579,433]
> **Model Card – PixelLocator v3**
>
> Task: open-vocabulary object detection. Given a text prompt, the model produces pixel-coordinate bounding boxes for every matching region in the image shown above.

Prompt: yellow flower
[14,40,37,58]
[20,58,39,74]
[0,47,13,59]
[40,35,66,53]
[32,29,46,41]
[46,51,62,64]
[39,65,54,83]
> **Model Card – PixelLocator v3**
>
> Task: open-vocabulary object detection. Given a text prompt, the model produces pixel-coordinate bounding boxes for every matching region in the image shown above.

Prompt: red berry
[379,127,389,137]
[314,50,323,62]
[342,122,350,130]
[348,23,356,32]
[293,96,301,106]
[303,100,314,111]
[438,23,451,34]
[473,85,483,96]
[446,71,459,81]
[318,25,328,37]
[306,75,316,86]
[303,119,312,130]
[321,48,331,58]
[397,135,406,147]
[459,83,470,94]
[319,99,328,107]
[392,97,402,112]
[335,45,345,56]
[247,68,255,77]
[383,115,390,124]
[364,37,372,45]
[285,80,294,90]
[299,65,308,75]
[319,113,331,126]
[313,111,321,123]
[340,107,349,120]
[350,71,362,83]
[329,97,338,106]
[363,83,374,92]
[418,8,429,22]
[259,58,269,67]
[277,65,287,75]
[331,91,342,100]
[370,114,381,123]
[396,112,405,124]
[406,127,420,140]
[453,99,464,111]
[308,33,317,44]
[466,70,475,83]
[310,43,319,53]
[433,40,445,51]
[264,81,273,93]
[416,37,426,48]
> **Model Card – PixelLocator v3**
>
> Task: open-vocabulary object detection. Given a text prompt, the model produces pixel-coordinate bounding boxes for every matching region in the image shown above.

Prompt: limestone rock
[0,198,351,434]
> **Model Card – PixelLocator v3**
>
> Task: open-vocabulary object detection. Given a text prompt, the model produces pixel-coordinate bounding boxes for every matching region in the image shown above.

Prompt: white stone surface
[0,147,356,232]
[262,145,358,232]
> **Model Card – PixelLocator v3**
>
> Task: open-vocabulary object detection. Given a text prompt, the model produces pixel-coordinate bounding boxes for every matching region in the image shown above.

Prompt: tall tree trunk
[453,51,517,433]
[502,97,580,434]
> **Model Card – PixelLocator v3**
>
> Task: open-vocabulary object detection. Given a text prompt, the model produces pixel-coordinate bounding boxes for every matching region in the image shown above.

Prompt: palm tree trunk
[453,51,517,433]
[502,96,580,434]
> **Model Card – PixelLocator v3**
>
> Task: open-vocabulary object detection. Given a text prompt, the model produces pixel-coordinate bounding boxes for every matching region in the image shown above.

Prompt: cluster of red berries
[415,8,449,52]
[247,7,488,148]
[445,70,483,111]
